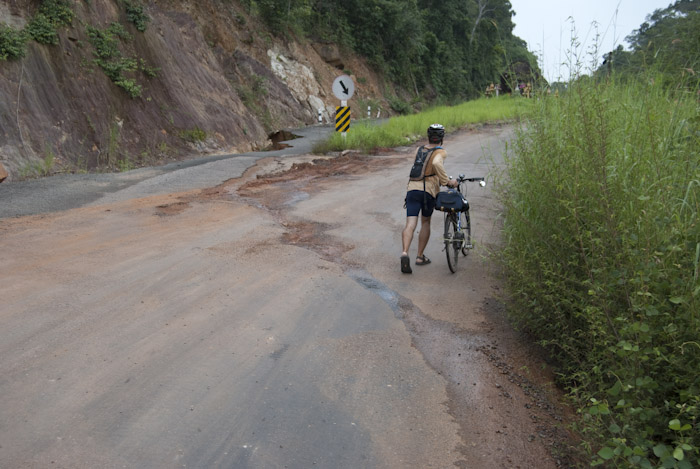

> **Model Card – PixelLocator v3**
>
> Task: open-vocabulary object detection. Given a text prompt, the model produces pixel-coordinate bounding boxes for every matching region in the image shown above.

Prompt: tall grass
[314,97,531,153]
[497,75,699,467]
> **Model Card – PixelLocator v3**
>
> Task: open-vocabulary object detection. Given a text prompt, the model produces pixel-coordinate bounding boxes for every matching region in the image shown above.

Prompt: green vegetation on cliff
[242,0,538,102]
[0,24,26,60]
[3,0,536,104]
[1,0,155,98]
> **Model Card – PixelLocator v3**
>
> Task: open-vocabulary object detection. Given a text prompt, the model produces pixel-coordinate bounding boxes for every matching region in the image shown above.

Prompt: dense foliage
[600,0,699,88]
[241,0,538,102]
[2,0,537,103]
[499,74,699,468]
[499,3,700,465]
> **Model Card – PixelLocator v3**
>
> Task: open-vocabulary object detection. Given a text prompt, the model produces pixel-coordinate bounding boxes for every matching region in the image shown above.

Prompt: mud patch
[197,183,235,201]
[236,154,397,262]
[281,220,354,262]
[244,240,275,255]
[235,154,405,254]
[152,179,238,217]
[240,153,401,196]
[155,201,190,216]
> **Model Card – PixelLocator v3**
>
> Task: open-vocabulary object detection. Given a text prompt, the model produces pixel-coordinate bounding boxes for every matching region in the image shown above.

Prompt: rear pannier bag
[435,189,468,212]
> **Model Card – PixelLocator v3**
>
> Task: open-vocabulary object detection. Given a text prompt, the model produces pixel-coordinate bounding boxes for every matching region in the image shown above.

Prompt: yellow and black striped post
[335,106,350,132]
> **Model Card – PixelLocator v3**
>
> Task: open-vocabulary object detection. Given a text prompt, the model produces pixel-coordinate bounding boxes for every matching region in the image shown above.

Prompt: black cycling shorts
[406,190,435,217]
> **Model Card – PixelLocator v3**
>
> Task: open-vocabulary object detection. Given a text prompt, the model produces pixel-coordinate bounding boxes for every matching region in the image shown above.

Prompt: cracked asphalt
[0,124,576,468]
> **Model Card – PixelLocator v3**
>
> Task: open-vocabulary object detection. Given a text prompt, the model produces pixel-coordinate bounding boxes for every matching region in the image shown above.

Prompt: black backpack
[409,145,440,181]
[405,145,442,211]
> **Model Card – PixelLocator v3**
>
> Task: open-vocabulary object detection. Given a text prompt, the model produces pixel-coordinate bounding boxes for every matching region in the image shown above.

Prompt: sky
[508,0,674,82]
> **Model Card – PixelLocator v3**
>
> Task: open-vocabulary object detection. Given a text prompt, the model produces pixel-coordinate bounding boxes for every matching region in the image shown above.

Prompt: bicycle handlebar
[449,175,486,185]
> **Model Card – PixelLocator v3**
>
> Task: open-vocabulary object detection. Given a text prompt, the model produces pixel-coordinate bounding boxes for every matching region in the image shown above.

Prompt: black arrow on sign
[340,80,349,95]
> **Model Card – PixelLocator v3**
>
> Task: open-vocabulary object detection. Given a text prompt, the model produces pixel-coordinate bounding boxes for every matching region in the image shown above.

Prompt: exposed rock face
[312,43,344,70]
[0,0,389,181]
[267,48,334,121]
[221,49,310,130]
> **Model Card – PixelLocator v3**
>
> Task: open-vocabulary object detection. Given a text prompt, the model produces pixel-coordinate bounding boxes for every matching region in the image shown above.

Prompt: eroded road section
[0,125,574,468]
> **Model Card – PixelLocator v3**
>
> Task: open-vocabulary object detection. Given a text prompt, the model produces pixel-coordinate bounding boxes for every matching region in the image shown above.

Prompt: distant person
[400,124,458,274]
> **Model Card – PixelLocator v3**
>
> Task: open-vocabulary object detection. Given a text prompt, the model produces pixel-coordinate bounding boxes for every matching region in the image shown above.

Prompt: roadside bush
[497,74,699,467]
[386,95,412,115]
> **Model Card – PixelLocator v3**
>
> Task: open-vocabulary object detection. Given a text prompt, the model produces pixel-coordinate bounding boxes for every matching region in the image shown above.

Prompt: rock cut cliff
[0,0,389,181]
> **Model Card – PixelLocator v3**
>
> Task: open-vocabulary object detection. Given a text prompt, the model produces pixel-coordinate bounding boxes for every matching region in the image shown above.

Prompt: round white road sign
[332,75,355,100]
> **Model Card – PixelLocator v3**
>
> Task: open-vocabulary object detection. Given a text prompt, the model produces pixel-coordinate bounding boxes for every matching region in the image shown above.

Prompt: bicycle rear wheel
[444,214,459,273]
[461,210,472,256]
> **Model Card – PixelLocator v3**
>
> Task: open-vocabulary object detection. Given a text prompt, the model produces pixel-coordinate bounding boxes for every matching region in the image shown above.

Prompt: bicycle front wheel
[444,214,459,273]
[461,210,472,256]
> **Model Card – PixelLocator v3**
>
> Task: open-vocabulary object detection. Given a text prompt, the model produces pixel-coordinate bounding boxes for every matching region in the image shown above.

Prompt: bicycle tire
[444,214,459,273]
[461,210,472,256]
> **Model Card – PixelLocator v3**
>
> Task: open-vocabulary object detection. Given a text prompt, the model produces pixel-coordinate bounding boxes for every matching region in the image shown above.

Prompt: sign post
[335,105,351,133]
[332,75,354,139]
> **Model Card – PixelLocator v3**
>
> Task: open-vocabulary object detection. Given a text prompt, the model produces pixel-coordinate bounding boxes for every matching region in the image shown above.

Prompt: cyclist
[401,124,457,274]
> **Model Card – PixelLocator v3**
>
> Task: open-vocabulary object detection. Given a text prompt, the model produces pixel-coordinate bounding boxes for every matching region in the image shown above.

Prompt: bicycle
[441,175,486,273]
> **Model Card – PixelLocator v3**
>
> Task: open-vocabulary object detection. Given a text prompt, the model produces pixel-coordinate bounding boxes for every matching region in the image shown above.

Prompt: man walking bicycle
[401,124,457,274]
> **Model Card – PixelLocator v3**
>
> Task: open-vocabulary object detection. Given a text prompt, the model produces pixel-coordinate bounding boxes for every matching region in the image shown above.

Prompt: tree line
[599,0,699,88]
[241,0,538,103]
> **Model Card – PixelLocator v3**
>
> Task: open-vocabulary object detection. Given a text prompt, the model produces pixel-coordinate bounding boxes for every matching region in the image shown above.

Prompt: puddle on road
[265,130,301,151]
[346,268,401,313]
[345,266,571,466]
[346,268,486,380]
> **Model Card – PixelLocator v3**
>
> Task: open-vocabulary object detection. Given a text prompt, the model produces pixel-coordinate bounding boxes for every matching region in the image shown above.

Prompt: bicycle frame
[444,212,464,247]
[442,175,485,273]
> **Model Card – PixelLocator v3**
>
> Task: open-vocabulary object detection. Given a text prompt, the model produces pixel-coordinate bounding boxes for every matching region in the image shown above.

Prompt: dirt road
[0,125,574,468]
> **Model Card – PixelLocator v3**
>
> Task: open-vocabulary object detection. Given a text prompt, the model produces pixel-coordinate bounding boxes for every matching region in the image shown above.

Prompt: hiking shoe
[401,255,412,274]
